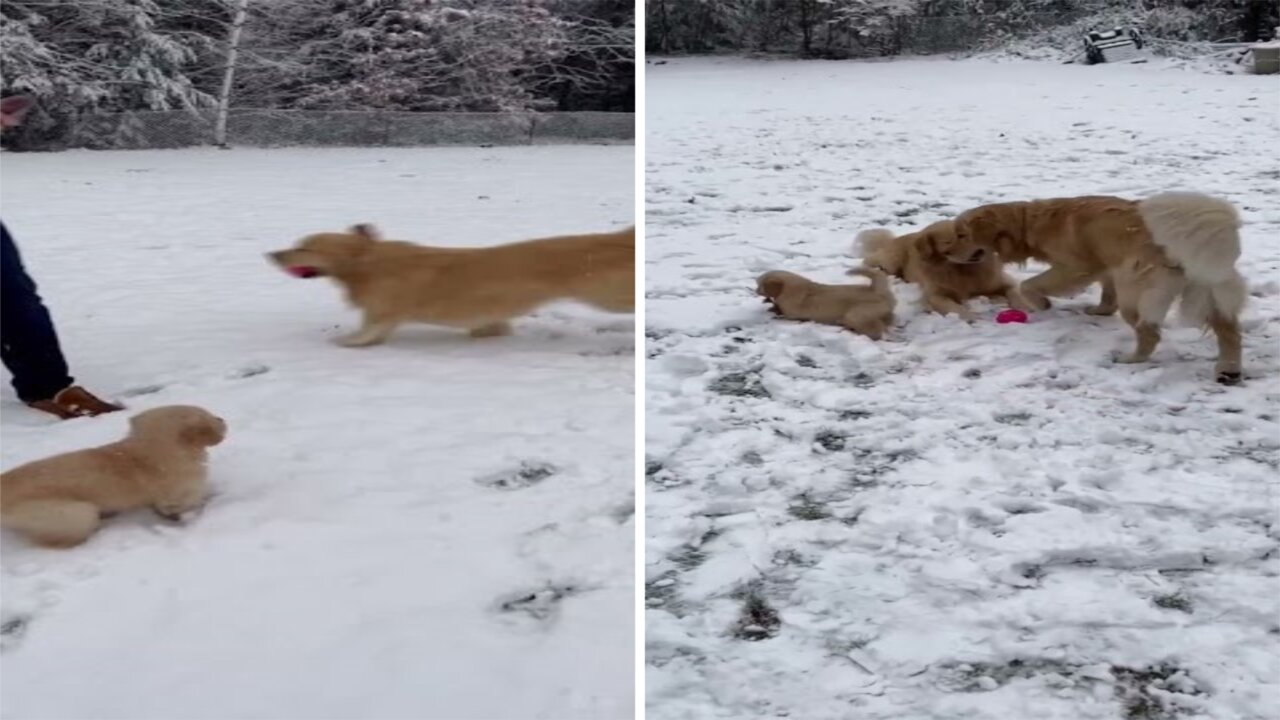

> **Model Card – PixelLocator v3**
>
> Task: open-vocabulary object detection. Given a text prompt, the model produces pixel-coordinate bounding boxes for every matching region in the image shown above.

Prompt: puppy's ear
[180,419,225,447]
[758,276,785,299]
[349,224,380,243]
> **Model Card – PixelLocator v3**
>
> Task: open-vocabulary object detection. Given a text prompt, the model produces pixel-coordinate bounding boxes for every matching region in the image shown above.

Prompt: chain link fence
[8,110,634,152]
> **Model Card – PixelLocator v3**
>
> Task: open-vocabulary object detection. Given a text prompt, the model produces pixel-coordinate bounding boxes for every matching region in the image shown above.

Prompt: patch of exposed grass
[1152,593,1193,613]
[476,461,557,490]
[787,494,831,521]
[731,585,781,641]
[1112,664,1203,719]
[708,370,771,399]
[813,429,846,452]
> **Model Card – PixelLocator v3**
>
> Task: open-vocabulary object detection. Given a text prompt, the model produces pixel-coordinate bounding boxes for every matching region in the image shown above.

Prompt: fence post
[214,0,250,148]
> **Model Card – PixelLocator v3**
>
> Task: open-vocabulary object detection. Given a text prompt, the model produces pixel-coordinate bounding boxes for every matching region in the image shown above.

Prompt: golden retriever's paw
[1085,304,1117,316]
[1215,368,1243,386]
[1114,351,1150,365]
[469,321,512,338]
[336,333,384,348]
[1020,290,1052,311]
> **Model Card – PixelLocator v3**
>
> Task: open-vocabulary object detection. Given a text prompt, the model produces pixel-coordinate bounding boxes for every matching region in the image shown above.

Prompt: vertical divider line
[632,0,648,716]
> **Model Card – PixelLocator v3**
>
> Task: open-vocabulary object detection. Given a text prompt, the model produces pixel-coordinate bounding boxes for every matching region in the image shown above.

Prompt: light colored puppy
[268,224,635,347]
[857,219,1031,320]
[757,267,895,340]
[954,192,1246,383]
[1,406,227,548]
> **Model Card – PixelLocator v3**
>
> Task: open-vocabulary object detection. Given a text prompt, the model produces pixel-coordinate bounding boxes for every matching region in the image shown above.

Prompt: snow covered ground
[645,58,1279,720]
[0,146,635,719]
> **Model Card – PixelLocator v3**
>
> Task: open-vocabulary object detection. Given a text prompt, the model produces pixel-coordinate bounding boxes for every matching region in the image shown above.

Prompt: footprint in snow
[474,461,558,491]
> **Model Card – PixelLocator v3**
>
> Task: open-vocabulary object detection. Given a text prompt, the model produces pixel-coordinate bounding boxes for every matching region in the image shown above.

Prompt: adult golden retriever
[1,406,227,547]
[953,192,1246,383]
[857,220,1031,320]
[757,267,895,340]
[269,224,634,347]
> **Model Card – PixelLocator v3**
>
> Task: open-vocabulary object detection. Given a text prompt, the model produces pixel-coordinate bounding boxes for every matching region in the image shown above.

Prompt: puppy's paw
[153,508,186,523]
[152,501,207,524]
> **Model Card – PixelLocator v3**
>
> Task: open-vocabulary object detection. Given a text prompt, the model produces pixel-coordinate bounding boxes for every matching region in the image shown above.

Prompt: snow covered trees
[0,0,636,145]
[644,0,1277,56]
[1,0,231,142]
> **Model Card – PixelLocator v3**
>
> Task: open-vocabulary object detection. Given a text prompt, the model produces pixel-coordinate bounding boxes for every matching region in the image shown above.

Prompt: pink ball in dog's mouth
[286,266,320,279]
[996,309,1029,324]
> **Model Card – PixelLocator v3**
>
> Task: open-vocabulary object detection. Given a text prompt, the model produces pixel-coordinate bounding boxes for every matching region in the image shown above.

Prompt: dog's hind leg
[338,314,398,347]
[2,500,101,548]
[1114,268,1180,365]
[842,310,888,340]
[1209,311,1243,385]
[1086,275,1118,316]
[469,321,512,338]
[1116,306,1161,364]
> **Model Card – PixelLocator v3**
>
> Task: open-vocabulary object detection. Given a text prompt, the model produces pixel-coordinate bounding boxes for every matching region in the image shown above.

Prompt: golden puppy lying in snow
[268,224,635,347]
[0,406,226,548]
[756,267,895,340]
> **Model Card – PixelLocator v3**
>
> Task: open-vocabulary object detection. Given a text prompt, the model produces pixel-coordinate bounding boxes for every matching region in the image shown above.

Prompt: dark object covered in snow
[1083,27,1144,64]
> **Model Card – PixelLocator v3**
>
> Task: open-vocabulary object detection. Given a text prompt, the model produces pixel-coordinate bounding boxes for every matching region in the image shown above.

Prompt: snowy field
[645,58,1279,720]
[0,146,634,719]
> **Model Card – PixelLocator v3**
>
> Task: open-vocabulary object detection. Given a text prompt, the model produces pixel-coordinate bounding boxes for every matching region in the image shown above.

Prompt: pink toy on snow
[996,309,1029,324]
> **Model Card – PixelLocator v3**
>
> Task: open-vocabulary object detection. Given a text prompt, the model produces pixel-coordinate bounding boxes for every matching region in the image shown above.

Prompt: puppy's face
[916,220,988,265]
[756,271,804,313]
[267,224,379,278]
[130,406,227,448]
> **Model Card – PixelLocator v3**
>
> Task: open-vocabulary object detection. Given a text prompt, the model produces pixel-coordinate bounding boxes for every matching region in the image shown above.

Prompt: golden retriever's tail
[845,266,891,295]
[855,228,905,276]
[1139,191,1241,285]
[1138,191,1247,327]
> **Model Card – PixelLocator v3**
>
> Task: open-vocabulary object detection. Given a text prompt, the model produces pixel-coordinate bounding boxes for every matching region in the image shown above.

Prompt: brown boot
[27,386,124,419]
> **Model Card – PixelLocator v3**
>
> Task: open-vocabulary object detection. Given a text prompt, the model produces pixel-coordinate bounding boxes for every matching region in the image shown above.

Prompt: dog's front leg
[923,293,974,322]
[998,276,1037,313]
[152,483,209,522]
[338,315,398,347]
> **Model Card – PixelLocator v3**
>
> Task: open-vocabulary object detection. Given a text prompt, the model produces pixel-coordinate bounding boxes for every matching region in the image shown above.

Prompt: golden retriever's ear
[349,224,380,243]
[916,232,942,260]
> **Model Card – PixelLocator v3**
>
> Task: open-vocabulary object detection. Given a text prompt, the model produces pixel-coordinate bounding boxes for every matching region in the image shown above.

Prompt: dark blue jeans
[1,222,74,402]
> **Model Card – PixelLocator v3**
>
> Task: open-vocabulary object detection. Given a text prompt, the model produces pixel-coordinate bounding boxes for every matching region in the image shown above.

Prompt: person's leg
[1,222,75,403]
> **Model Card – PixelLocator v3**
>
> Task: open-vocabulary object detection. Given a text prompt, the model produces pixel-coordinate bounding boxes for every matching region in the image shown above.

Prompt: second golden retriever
[757,267,895,340]
[0,405,227,548]
[857,220,1032,320]
[954,192,1246,383]
[269,224,635,347]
